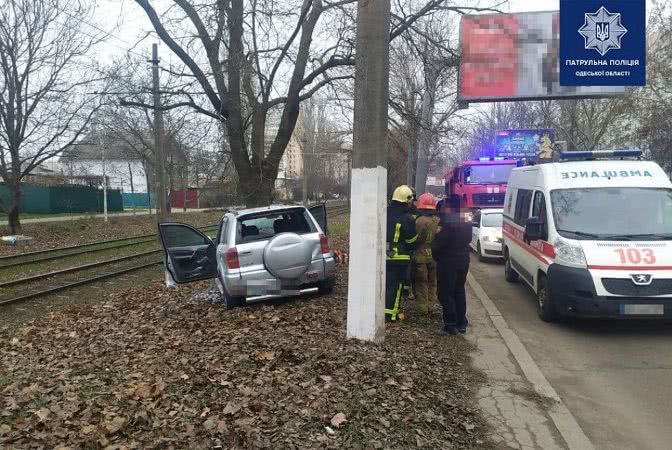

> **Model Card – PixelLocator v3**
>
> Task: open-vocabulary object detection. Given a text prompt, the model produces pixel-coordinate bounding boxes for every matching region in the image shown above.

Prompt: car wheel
[477,241,486,262]
[220,274,245,309]
[318,277,335,295]
[536,275,558,322]
[504,251,519,283]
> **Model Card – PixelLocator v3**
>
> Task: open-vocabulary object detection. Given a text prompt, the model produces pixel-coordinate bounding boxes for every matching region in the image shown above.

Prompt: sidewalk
[0,208,210,226]
[466,274,593,450]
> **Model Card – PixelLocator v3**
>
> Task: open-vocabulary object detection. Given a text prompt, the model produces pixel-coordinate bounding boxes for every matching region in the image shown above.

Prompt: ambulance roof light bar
[559,149,643,160]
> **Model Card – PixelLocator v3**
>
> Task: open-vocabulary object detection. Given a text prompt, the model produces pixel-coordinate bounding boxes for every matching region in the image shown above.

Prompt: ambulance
[502,149,672,321]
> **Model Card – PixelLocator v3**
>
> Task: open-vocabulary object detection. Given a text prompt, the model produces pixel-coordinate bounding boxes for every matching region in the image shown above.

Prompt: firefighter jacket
[386,201,418,263]
[412,210,440,264]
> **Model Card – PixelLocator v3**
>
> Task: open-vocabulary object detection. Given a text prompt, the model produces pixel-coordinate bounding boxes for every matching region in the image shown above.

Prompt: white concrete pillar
[346,0,390,342]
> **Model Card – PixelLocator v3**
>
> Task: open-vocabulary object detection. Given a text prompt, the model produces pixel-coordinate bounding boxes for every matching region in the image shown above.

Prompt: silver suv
[159,204,336,308]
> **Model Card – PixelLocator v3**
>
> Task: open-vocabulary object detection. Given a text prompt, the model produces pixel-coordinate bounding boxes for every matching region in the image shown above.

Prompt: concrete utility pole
[347,0,390,342]
[150,43,168,222]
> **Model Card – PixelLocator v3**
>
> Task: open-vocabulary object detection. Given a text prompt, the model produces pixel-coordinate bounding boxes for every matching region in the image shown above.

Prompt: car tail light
[319,233,330,254]
[225,247,240,269]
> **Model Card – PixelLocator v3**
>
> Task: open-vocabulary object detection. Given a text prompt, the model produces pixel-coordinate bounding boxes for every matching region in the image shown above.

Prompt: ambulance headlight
[553,237,587,267]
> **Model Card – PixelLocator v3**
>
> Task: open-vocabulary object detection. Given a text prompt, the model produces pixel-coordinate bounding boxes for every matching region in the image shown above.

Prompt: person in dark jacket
[431,201,472,335]
[386,185,418,322]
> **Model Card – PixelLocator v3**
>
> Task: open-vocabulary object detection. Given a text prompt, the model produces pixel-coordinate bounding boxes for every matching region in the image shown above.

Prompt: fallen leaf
[81,424,97,434]
[462,422,475,432]
[330,412,347,428]
[0,424,10,435]
[234,417,255,427]
[35,407,50,421]
[255,351,275,361]
[203,419,216,431]
[134,383,152,399]
[217,420,227,433]
[223,401,241,416]
[325,426,336,435]
[104,416,126,435]
[379,418,390,428]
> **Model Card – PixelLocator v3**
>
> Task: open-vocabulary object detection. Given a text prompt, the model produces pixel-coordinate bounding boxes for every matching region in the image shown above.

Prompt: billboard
[458,12,626,103]
[495,129,555,160]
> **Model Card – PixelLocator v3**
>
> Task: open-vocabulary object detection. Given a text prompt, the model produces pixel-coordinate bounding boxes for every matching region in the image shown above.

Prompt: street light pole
[102,143,108,222]
[94,123,109,222]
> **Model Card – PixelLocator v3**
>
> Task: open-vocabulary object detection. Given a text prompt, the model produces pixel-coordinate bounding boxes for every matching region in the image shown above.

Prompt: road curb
[467,272,595,450]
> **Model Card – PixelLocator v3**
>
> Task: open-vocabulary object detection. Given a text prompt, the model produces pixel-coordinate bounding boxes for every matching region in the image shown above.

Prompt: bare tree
[124,0,480,206]
[0,0,104,233]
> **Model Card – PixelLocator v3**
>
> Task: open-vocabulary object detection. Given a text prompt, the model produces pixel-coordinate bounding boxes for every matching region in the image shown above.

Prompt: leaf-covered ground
[0,215,492,449]
[0,211,224,256]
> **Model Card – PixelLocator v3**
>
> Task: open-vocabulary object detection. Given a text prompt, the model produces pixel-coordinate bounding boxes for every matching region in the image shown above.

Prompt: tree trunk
[414,63,438,195]
[238,166,276,207]
[8,183,22,235]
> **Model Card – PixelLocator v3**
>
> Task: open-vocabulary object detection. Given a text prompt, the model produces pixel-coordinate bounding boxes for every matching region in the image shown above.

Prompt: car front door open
[158,223,217,283]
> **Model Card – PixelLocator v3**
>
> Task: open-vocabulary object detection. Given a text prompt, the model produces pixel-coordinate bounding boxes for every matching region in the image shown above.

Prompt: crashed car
[159,204,336,308]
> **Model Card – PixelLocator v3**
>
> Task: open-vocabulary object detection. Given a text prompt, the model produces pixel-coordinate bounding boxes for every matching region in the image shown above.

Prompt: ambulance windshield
[551,188,672,240]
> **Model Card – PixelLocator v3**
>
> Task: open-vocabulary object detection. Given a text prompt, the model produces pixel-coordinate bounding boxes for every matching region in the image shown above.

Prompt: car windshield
[236,209,316,244]
[551,188,672,240]
[465,164,515,184]
[482,213,503,228]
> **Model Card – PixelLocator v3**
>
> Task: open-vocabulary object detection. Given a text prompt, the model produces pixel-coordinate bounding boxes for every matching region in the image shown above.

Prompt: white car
[470,208,504,261]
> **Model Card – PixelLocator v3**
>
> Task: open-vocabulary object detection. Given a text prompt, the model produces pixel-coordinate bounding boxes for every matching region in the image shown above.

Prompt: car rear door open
[308,203,328,234]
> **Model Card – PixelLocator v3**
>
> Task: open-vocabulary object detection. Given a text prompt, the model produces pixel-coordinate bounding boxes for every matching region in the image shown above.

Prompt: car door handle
[239,251,252,256]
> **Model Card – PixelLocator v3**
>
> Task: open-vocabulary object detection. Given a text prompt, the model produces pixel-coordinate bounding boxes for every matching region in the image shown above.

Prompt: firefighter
[412,193,440,314]
[386,185,418,322]
[403,188,419,300]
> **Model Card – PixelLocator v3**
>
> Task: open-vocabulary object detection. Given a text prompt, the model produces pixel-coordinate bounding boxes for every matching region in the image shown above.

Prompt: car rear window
[236,209,316,244]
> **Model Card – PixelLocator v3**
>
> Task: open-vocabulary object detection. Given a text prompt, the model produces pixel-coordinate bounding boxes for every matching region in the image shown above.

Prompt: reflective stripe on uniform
[405,233,418,244]
[385,282,403,320]
[388,223,410,261]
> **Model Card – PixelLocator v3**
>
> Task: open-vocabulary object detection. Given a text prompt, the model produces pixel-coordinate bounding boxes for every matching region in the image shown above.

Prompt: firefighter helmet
[417,193,437,210]
[392,185,414,203]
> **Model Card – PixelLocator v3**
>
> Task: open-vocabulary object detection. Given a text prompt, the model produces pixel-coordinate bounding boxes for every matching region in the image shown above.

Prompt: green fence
[0,184,123,214]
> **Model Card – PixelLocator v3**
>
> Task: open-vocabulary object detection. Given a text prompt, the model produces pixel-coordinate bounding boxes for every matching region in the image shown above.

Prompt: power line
[57,7,149,59]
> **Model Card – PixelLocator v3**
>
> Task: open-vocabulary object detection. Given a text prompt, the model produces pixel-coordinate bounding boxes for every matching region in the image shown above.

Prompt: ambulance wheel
[477,242,486,262]
[536,275,558,322]
[504,251,519,283]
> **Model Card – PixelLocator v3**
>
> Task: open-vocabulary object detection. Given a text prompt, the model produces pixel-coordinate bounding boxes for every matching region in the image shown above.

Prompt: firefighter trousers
[385,261,408,321]
[412,261,437,313]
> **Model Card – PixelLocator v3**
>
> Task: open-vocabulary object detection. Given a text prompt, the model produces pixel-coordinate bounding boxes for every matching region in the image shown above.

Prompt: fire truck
[444,157,518,210]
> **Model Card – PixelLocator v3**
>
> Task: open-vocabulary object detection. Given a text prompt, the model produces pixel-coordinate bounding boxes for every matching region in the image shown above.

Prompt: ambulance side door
[510,188,535,286]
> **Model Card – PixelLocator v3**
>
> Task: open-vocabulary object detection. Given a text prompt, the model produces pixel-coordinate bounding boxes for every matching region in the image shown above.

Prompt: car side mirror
[524,216,544,243]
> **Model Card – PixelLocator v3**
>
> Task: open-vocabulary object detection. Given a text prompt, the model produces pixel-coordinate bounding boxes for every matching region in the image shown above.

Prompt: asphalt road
[469,254,672,450]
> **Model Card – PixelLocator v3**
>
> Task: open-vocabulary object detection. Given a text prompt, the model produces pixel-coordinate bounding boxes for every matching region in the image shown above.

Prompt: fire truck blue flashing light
[478,156,509,162]
[559,149,643,160]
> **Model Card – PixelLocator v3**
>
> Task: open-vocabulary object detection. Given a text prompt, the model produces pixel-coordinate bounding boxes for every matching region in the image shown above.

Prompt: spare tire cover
[263,233,313,280]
